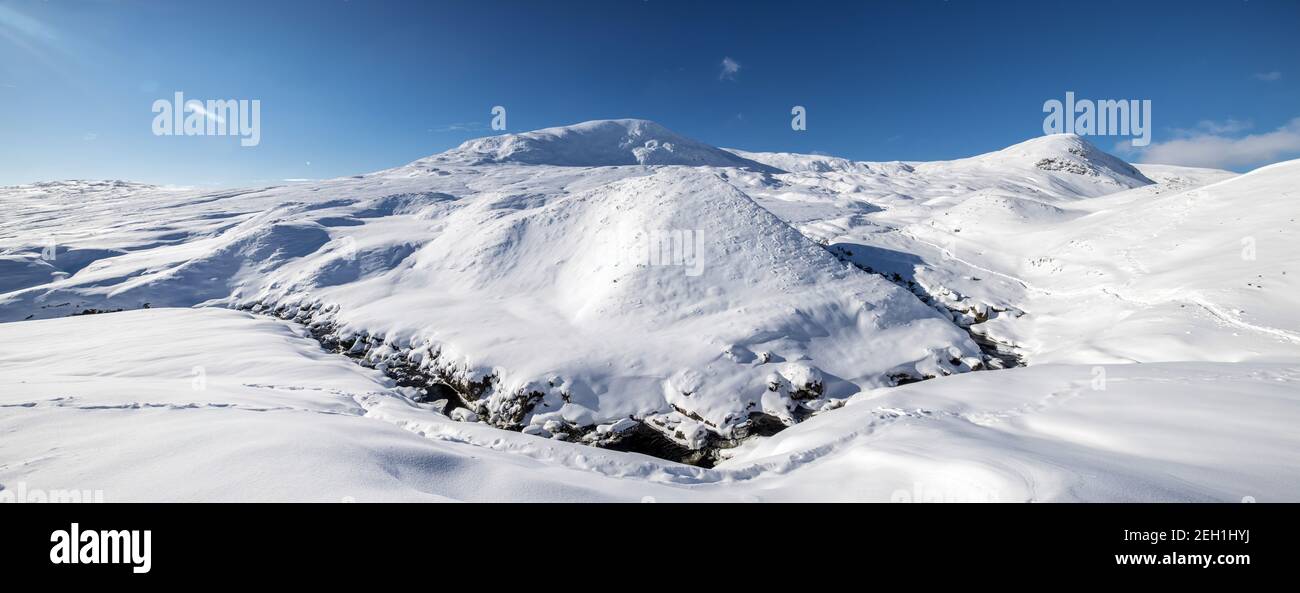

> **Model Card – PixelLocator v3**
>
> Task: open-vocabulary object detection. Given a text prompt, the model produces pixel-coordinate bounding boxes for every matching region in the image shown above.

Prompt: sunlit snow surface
[1,121,1297,501]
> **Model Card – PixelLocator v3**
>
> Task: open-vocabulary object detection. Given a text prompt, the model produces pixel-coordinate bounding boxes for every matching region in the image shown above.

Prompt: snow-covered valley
[2,119,1297,501]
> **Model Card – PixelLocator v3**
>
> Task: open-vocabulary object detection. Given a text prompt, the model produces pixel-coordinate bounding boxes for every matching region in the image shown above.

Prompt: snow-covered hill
[436,119,779,170]
[0,121,982,455]
[2,120,1297,501]
[724,133,1296,366]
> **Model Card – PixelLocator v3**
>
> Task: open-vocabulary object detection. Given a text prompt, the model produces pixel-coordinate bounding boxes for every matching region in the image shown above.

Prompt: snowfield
[2,308,1295,502]
[1,119,1297,501]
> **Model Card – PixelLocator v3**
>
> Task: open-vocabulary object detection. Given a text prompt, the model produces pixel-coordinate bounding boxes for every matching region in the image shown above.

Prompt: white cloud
[1185,118,1253,135]
[719,56,740,81]
[1254,71,1282,81]
[1136,117,1300,170]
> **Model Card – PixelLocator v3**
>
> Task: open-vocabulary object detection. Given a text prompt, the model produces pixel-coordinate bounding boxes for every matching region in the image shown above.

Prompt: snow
[724,133,1299,366]
[2,120,1298,501]
[996,160,1300,363]
[0,309,697,502]
[0,124,981,445]
[724,361,1300,502]
[445,119,780,171]
[1,308,1294,502]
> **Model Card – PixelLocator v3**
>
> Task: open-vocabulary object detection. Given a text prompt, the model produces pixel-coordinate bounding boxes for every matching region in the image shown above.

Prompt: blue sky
[1,0,1298,186]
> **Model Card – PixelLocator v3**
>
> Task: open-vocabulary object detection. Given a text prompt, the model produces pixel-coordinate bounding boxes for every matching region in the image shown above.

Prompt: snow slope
[991,159,1300,363]
[723,360,1300,502]
[0,309,709,502]
[1,308,1294,502]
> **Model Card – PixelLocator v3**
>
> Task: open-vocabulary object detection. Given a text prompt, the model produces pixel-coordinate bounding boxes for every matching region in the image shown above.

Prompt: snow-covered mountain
[0,121,982,453]
[2,120,1297,501]
[435,118,780,170]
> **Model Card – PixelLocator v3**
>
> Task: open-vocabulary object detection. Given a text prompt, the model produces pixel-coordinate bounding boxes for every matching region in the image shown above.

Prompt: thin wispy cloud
[0,3,83,78]
[1181,118,1253,135]
[0,4,58,43]
[1132,117,1300,170]
[186,102,225,125]
[719,56,740,81]
[429,122,487,133]
[1253,71,1282,81]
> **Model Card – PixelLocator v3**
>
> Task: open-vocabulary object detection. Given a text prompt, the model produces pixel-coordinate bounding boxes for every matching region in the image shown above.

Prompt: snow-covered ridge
[1,179,157,190]
[434,119,782,171]
[731,133,1152,195]
[0,179,161,198]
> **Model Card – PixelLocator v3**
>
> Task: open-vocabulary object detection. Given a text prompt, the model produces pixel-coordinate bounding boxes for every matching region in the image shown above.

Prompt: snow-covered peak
[440,119,782,171]
[977,133,1153,185]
